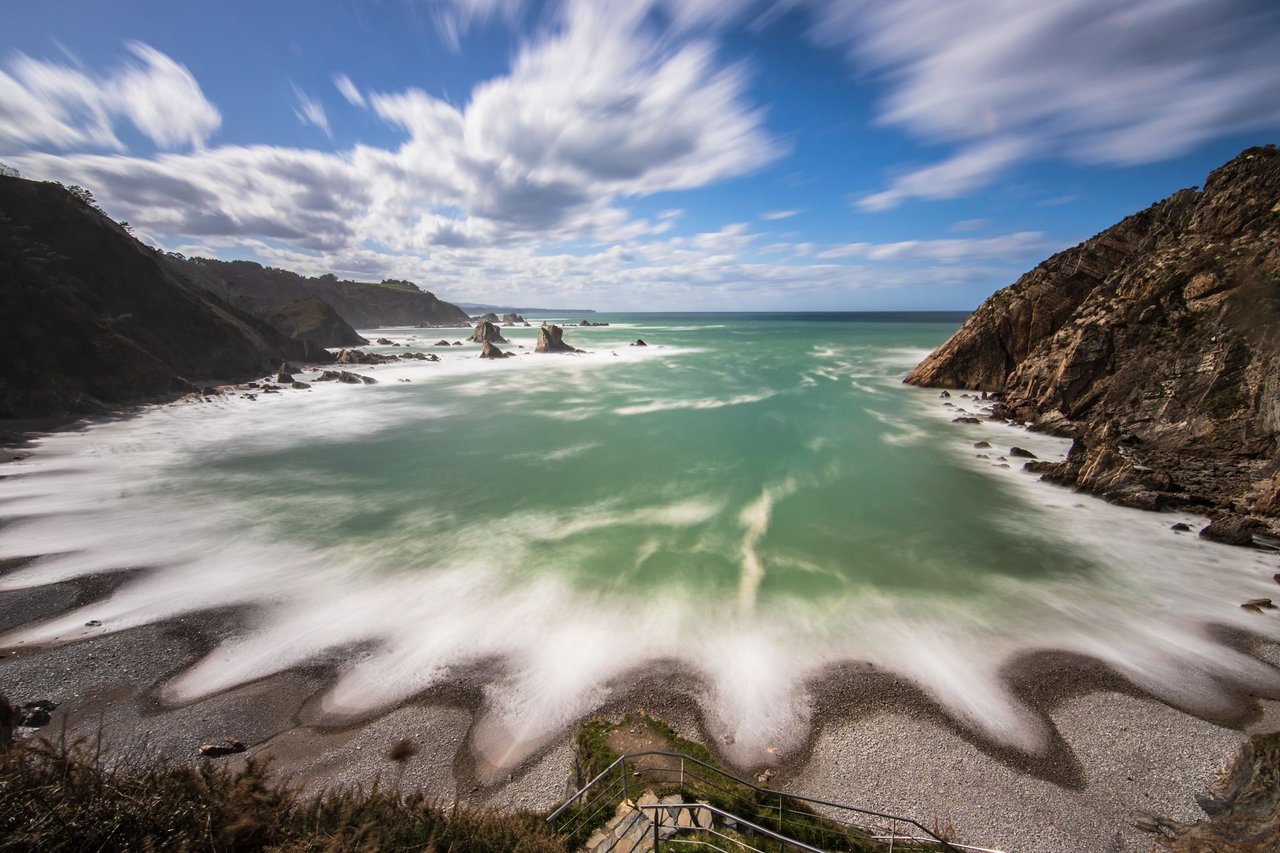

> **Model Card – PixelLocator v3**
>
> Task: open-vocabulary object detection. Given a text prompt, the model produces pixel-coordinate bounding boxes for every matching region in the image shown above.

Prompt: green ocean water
[4,312,1279,764]
[189,312,1093,607]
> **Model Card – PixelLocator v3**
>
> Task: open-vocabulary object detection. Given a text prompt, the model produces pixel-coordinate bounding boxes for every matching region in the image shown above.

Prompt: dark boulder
[1009,447,1038,459]
[1200,516,1269,548]
[479,341,513,359]
[632,339,647,347]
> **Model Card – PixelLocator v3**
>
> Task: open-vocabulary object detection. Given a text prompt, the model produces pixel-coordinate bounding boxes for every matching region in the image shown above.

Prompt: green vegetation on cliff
[0,176,327,418]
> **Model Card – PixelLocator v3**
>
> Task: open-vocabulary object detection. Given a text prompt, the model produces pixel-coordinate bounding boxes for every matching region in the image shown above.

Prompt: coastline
[3,341,1280,852]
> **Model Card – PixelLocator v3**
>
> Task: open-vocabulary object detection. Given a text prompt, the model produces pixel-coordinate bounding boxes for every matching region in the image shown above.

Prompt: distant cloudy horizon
[4,0,1279,310]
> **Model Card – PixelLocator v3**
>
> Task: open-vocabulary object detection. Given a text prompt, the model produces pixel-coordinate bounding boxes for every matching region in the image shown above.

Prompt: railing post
[621,756,629,804]
[653,807,660,851]
[889,818,896,853]
[680,756,685,789]
[778,793,783,831]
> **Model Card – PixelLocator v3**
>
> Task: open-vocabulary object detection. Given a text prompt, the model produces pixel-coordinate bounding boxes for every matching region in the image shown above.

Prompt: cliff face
[173,257,470,328]
[262,296,369,348]
[906,146,1280,521]
[0,176,326,418]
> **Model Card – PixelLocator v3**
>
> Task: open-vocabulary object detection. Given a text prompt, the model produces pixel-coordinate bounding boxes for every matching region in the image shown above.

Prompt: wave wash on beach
[2,314,1278,771]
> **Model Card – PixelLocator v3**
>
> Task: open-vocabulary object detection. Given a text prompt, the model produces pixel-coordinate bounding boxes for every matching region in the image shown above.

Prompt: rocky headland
[907,146,1280,537]
[173,257,470,328]
[0,176,330,418]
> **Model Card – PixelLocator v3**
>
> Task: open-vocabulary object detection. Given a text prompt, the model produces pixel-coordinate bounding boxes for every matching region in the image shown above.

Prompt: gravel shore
[3,576,1276,853]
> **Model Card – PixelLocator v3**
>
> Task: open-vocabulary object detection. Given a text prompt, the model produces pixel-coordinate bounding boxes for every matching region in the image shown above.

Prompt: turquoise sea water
[2,313,1279,768]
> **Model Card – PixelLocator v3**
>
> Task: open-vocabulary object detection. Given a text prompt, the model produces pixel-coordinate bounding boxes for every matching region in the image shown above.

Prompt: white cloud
[817,232,1048,263]
[113,43,220,149]
[854,137,1031,211]
[291,84,332,139]
[332,73,365,108]
[8,7,779,260]
[810,0,1280,206]
[759,208,800,220]
[0,41,219,153]
[429,0,531,51]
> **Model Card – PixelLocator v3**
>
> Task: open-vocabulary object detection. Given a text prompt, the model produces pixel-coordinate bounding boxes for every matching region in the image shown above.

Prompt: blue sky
[3,0,1279,310]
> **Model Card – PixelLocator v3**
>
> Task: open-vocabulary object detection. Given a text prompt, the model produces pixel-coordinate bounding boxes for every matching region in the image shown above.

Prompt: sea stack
[906,146,1280,531]
[534,324,583,353]
[470,321,507,344]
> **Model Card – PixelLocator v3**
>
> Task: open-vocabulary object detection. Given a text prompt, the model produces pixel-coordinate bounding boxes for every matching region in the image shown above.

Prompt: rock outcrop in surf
[470,321,507,344]
[906,146,1280,531]
[535,324,583,354]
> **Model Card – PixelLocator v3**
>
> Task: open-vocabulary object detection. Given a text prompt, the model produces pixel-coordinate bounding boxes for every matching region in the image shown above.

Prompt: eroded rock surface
[535,324,583,354]
[906,147,1280,530]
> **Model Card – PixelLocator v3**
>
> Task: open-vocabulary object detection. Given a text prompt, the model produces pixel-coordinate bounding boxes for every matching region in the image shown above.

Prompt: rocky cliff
[906,146,1280,526]
[173,257,470,328]
[0,176,327,418]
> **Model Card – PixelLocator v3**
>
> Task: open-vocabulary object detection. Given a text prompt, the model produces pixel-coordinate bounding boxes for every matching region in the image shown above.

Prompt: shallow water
[2,313,1278,768]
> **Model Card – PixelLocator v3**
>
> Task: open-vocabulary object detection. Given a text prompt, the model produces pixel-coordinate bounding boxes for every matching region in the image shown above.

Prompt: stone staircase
[582,790,714,853]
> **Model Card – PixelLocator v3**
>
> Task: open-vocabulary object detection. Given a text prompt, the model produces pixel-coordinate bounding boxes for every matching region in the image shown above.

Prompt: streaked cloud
[811,0,1280,207]
[817,232,1049,263]
[291,84,332,139]
[760,208,801,220]
[0,41,219,152]
[332,73,365,108]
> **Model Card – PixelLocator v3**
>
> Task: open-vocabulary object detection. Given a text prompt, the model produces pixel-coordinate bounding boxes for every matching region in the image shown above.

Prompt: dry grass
[0,733,564,852]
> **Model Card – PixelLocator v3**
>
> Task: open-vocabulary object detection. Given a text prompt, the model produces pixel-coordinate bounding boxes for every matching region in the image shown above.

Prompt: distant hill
[0,176,326,418]
[173,257,471,328]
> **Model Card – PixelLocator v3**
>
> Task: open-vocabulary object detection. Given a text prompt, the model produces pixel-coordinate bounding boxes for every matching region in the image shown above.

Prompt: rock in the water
[952,416,981,424]
[535,324,583,354]
[501,312,526,325]
[291,381,311,389]
[939,390,951,398]
[479,341,512,359]
[1241,597,1275,611]
[1200,516,1268,548]
[198,737,246,758]
[1009,446,1037,459]
[336,348,395,365]
[275,362,294,383]
[471,312,499,323]
[316,370,376,384]
[632,339,647,347]
[974,441,991,449]
[1170,522,1191,532]
[470,321,507,344]
[375,337,394,345]
[434,339,452,346]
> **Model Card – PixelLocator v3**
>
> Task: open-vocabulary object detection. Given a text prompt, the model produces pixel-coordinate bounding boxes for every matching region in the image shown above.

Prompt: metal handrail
[635,802,827,853]
[549,750,948,845]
